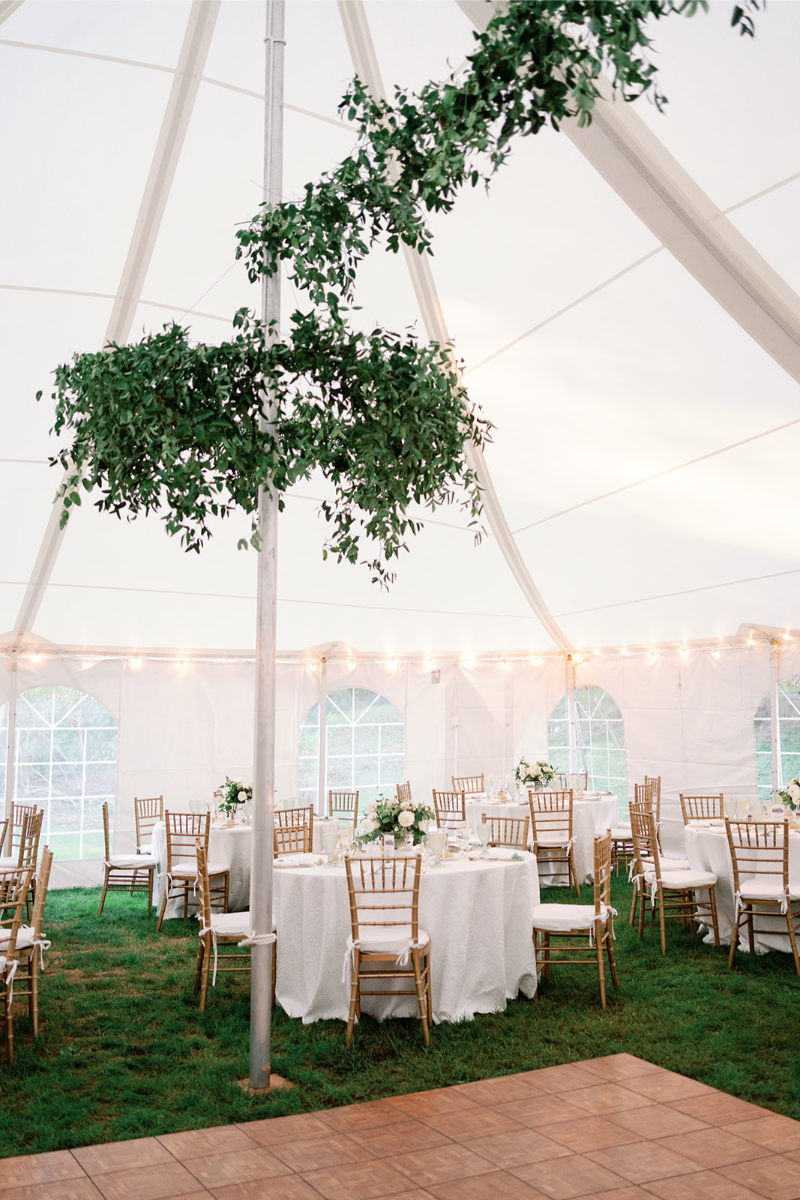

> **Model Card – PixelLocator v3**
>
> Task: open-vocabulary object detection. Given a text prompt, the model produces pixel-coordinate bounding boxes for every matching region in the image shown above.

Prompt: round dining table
[152,815,340,918]
[685,820,800,953]
[465,793,619,885]
[272,848,540,1025]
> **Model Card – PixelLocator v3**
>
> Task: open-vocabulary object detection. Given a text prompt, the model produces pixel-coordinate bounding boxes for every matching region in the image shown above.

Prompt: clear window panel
[548,686,627,810]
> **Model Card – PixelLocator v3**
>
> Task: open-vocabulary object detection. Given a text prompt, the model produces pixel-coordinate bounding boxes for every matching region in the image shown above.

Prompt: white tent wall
[5,642,798,889]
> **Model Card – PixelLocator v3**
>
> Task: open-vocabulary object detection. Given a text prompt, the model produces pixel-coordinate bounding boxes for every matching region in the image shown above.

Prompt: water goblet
[477,822,490,857]
[427,827,446,867]
[321,824,338,863]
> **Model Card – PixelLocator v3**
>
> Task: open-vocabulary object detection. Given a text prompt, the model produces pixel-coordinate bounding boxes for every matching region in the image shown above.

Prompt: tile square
[587,1142,700,1184]
[718,1154,800,1200]
[385,1143,496,1187]
[577,1056,664,1083]
[450,1078,545,1106]
[669,1093,771,1127]
[515,1065,608,1095]
[317,1101,405,1134]
[92,1161,205,1200]
[468,1128,573,1169]
[492,1095,589,1130]
[0,1183,105,1200]
[620,1073,715,1104]
[656,1128,773,1168]
[606,1106,707,1139]
[543,1116,643,1153]
[388,1091,481,1120]
[157,1127,258,1161]
[209,1179,335,1200]
[559,1085,653,1117]
[643,1169,770,1200]
[184,1148,292,1189]
[427,1171,550,1199]
[0,1151,87,1190]
[510,1153,630,1198]
[300,1159,414,1200]
[729,1116,800,1153]
[271,1134,374,1173]
[72,1139,177,1177]
[237,1114,334,1147]
[349,1119,452,1158]
[421,1108,525,1142]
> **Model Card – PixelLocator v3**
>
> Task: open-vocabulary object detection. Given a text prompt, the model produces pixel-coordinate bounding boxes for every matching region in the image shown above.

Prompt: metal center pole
[248,0,284,1093]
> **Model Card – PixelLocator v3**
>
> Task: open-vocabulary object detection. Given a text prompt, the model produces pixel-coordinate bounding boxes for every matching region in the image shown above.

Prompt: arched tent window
[754,678,800,799]
[0,686,117,861]
[547,686,627,801]
[298,688,404,816]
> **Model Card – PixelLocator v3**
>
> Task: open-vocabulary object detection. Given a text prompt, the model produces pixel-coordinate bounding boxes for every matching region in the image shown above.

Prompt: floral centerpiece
[214,776,252,819]
[358,792,435,848]
[514,757,555,790]
[775,779,800,811]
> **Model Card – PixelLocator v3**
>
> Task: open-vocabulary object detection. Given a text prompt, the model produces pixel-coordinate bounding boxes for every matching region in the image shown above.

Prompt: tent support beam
[9,0,220,654]
[337,0,569,652]
[770,639,781,794]
[3,653,17,852]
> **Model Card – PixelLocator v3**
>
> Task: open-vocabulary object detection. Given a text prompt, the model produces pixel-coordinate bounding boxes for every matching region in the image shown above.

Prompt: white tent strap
[341,934,425,986]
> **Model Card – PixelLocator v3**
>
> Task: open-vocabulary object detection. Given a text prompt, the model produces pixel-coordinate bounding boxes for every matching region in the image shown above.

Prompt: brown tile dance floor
[4,1055,800,1199]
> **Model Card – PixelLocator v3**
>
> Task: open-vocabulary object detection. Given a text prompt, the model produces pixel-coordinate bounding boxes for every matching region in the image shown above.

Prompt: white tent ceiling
[2,0,800,660]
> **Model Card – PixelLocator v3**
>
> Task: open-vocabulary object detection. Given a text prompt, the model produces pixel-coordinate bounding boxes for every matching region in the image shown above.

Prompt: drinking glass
[427,827,446,866]
[383,833,395,856]
[477,822,490,856]
[321,825,338,863]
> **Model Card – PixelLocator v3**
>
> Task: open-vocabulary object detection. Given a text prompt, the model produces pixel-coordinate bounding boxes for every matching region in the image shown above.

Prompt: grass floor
[2,873,800,1159]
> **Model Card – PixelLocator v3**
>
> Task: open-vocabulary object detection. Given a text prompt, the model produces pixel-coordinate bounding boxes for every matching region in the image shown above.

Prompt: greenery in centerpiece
[775,780,800,811]
[214,776,252,820]
[358,793,434,847]
[515,757,555,790]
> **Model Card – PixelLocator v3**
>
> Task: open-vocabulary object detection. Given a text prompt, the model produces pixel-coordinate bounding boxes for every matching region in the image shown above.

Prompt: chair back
[328,791,359,829]
[17,809,43,871]
[629,803,661,879]
[432,790,465,834]
[452,774,483,795]
[680,793,723,823]
[134,796,164,851]
[725,818,788,894]
[274,805,313,855]
[29,847,53,943]
[196,842,213,928]
[593,830,613,914]
[481,813,529,849]
[527,790,573,845]
[165,811,210,870]
[0,820,7,858]
[344,854,421,943]
[644,775,661,812]
[8,802,40,862]
[0,867,34,960]
[102,802,112,862]
[554,772,569,790]
[396,782,413,807]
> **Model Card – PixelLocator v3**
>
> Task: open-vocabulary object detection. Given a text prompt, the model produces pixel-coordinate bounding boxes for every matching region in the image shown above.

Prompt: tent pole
[248,0,284,1094]
[566,655,577,774]
[317,658,327,816]
[3,653,17,853]
[770,639,781,794]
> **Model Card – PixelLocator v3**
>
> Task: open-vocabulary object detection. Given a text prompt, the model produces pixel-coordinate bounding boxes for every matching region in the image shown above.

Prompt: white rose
[361,816,377,833]
[367,801,378,813]
[238,790,247,802]
[398,810,414,828]
[401,799,413,810]
[789,782,800,801]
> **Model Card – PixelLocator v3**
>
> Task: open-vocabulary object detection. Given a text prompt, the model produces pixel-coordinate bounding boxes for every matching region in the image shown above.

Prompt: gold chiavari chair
[481,813,529,850]
[344,852,431,1048]
[680,793,724,823]
[554,772,569,790]
[531,831,618,1010]
[629,805,719,954]
[528,790,578,894]
[396,782,413,807]
[452,774,484,795]
[0,822,7,859]
[98,802,159,917]
[274,805,314,855]
[156,811,229,931]
[134,795,164,855]
[1,802,38,859]
[328,791,359,832]
[0,866,33,1065]
[432,789,465,836]
[8,847,53,1038]
[644,775,662,815]
[725,818,800,974]
[0,809,44,921]
[193,843,271,1011]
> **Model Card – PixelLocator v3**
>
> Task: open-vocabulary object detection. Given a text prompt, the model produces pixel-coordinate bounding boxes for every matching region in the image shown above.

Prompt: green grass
[2,874,799,1159]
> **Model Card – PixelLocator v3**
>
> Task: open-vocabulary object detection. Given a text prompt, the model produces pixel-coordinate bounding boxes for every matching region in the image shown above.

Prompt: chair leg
[130,869,138,897]
[728,910,740,968]
[543,932,551,983]
[785,909,800,976]
[199,936,212,1012]
[708,887,720,948]
[570,848,580,895]
[629,878,639,927]
[6,1005,13,1067]
[606,930,619,988]
[658,888,667,955]
[183,881,189,920]
[595,922,607,1011]
[346,950,360,1049]
[638,884,646,939]
[747,910,755,955]
[97,868,110,917]
[147,868,154,913]
[30,958,40,1037]
[411,948,430,1047]
[193,942,204,996]
[156,881,169,932]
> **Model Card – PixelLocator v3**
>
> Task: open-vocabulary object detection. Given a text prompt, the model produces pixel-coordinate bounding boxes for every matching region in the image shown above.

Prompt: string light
[594,647,602,657]
[712,649,721,660]
[620,646,629,657]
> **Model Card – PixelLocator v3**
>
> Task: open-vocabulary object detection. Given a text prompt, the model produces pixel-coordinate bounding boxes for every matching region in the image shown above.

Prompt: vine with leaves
[43,0,760,583]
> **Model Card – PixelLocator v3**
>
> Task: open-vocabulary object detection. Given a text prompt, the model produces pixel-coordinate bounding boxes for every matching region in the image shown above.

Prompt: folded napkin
[468,848,525,862]
[274,853,326,869]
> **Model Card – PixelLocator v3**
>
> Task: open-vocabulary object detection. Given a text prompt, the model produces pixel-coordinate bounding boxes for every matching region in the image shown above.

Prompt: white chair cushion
[641,856,691,872]
[208,911,258,938]
[738,880,800,902]
[0,924,36,950]
[358,927,430,955]
[532,903,611,933]
[610,828,633,841]
[0,856,17,870]
[536,834,570,848]
[171,861,228,879]
[109,854,158,869]
[645,869,717,889]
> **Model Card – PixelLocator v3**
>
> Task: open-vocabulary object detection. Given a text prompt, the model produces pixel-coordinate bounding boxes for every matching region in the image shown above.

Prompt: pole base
[237,1073,294,1096]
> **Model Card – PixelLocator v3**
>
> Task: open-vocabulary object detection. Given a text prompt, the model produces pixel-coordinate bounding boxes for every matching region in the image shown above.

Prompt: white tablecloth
[273,850,540,1024]
[685,822,800,953]
[466,794,619,885]
[152,817,339,918]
